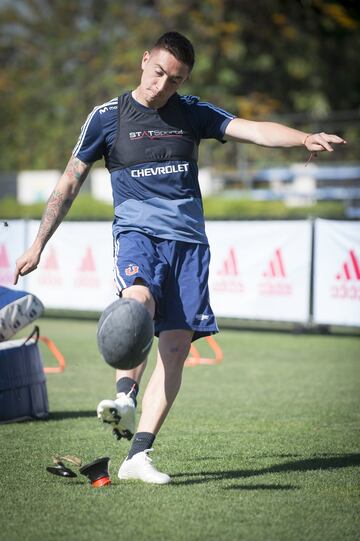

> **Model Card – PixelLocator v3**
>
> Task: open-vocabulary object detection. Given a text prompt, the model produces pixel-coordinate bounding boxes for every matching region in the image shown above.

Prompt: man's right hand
[14,246,41,285]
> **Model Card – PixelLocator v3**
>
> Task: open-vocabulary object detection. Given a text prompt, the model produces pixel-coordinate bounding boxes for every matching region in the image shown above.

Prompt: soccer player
[14,32,345,484]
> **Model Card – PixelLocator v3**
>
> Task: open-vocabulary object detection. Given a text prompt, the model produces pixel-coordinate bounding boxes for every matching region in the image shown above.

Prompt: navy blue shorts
[113,231,218,341]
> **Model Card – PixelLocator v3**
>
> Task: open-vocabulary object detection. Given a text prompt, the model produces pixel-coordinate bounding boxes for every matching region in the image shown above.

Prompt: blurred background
[0,0,359,220]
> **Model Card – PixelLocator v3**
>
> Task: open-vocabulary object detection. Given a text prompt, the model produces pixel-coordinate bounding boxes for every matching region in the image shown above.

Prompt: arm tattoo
[37,157,90,246]
[64,156,89,185]
[37,190,72,246]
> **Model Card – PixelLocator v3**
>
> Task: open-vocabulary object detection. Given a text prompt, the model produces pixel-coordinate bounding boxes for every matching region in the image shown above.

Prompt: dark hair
[152,32,195,72]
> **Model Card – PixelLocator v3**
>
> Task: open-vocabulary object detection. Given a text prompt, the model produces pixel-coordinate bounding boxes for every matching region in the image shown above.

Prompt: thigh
[155,241,219,341]
[113,231,166,303]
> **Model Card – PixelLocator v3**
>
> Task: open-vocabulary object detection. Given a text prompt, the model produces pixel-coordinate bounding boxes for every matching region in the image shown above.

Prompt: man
[14,32,345,485]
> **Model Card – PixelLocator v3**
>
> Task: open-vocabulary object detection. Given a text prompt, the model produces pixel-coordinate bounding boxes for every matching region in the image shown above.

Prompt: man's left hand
[304,132,346,153]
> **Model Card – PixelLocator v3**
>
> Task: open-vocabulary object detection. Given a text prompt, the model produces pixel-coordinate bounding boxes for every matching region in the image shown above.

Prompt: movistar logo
[131,163,189,178]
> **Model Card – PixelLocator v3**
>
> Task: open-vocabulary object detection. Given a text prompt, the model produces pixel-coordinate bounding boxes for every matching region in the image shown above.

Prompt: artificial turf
[0,318,359,541]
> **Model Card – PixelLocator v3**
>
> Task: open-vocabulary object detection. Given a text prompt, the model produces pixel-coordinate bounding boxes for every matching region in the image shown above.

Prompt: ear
[182,73,190,85]
[141,51,150,70]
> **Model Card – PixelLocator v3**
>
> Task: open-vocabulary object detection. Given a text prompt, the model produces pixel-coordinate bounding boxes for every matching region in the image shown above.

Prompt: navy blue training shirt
[73,92,235,244]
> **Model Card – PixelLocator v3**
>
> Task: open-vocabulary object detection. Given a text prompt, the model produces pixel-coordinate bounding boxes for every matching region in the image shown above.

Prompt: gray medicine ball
[97,298,154,370]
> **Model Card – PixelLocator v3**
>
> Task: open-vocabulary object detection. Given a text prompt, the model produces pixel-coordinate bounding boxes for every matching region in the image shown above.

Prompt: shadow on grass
[172,453,360,487]
[224,484,299,491]
[47,410,96,421]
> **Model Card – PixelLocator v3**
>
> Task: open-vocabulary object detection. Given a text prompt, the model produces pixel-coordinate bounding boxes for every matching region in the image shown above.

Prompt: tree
[0,0,359,170]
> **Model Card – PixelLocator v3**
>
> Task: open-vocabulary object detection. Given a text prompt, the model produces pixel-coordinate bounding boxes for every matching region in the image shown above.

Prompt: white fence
[1,219,359,326]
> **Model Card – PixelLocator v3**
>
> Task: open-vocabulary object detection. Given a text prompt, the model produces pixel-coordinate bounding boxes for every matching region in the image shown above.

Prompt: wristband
[303,134,311,146]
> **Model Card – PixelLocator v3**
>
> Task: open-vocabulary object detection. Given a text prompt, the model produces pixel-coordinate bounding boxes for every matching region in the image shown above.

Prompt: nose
[156,76,168,93]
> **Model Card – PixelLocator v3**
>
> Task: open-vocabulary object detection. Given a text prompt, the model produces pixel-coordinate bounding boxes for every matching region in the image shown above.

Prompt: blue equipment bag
[0,327,49,423]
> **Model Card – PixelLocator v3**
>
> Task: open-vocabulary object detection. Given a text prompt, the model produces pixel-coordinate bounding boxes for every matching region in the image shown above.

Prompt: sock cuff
[116,377,139,397]
[127,432,156,459]
[134,432,155,444]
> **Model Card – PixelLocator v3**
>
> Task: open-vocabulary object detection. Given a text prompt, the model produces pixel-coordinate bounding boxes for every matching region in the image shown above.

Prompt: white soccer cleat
[96,392,136,441]
[118,449,171,484]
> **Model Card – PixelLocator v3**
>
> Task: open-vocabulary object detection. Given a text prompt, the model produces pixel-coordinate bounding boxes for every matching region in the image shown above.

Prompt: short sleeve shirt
[73,93,235,243]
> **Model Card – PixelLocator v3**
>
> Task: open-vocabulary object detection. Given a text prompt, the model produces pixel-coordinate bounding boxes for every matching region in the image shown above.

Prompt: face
[137,48,190,109]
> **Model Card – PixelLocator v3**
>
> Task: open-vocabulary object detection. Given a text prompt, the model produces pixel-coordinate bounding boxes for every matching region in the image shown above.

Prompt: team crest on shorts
[125,264,139,276]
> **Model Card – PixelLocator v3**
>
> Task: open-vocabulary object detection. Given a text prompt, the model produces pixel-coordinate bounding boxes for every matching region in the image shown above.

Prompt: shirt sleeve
[191,99,236,141]
[72,108,105,163]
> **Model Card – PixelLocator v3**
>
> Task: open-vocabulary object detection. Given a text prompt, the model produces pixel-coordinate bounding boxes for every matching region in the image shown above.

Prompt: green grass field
[0,318,359,541]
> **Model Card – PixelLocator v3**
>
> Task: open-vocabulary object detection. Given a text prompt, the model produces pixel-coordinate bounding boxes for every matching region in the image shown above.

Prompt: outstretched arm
[224,118,346,153]
[14,155,92,284]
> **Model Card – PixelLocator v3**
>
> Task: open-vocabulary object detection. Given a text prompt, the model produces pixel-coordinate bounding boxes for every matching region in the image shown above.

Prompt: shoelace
[139,449,169,481]
[143,448,154,463]
[141,449,160,470]
[126,385,137,400]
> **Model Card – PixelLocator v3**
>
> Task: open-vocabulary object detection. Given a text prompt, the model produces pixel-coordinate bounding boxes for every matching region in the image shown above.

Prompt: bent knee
[122,282,155,318]
[158,330,193,365]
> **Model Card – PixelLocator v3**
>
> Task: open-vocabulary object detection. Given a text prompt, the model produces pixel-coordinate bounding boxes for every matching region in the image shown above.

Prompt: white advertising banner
[8,218,358,327]
[26,221,116,310]
[206,220,312,322]
[0,220,27,290]
[313,219,360,326]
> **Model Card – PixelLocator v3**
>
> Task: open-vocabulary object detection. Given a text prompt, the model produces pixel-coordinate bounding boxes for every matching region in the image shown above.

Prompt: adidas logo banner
[313,219,360,326]
[23,221,115,311]
[206,221,312,322]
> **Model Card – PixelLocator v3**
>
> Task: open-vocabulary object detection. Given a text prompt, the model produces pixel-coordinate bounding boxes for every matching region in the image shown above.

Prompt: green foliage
[0,0,359,170]
[0,196,48,220]
[0,319,359,541]
[0,194,115,220]
[203,196,346,219]
[0,194,346,220]
[67,194,114,220]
